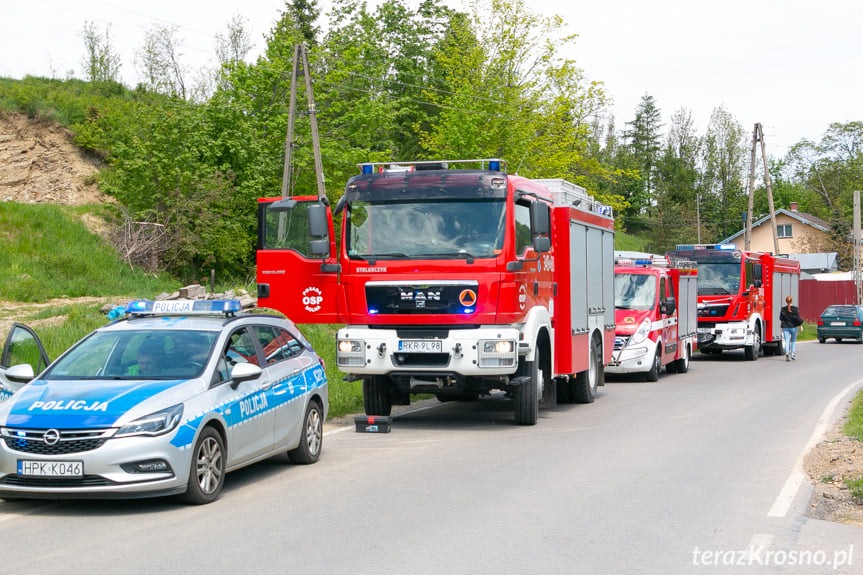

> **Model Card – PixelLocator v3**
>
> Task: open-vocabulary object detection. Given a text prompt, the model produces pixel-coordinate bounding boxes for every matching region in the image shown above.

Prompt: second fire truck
[608,254,698,381]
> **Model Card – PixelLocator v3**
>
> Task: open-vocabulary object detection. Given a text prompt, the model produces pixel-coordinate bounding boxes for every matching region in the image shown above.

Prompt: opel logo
[43,429,60,446]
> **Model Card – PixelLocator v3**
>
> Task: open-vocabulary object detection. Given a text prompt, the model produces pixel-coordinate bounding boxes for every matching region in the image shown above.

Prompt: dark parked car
[817,305,863,343]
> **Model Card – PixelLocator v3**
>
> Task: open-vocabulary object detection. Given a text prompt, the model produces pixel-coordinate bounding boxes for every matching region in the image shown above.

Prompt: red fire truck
[608,255,698,381]
[255,159,616,425]
[665,244,800,359]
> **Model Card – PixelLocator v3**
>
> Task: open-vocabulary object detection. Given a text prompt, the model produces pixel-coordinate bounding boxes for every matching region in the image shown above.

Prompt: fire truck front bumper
[335,326,521,376]
[607,336,658,374]
[697,322,751,349]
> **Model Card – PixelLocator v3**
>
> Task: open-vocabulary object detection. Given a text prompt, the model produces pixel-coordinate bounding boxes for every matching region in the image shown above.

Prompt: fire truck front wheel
[363,376,393,416]
[744,325,761,361]
[514,351,541,426]
[644,347,661,382]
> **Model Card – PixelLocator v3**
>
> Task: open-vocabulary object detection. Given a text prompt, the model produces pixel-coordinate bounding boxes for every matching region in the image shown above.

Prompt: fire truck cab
[255,159,616,425]
[608,255,698,381]
[666,244,800,359]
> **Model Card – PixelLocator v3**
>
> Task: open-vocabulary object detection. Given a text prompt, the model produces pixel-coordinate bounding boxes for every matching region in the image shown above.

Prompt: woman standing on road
[780,296,804,361]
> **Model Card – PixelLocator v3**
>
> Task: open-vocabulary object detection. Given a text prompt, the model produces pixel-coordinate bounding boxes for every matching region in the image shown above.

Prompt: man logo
[459,289,477,307]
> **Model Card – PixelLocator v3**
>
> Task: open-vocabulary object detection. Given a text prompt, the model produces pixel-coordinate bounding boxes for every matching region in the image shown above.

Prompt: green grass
[0,202,178,301]
[844,387,863,442]
[615,230,651,252]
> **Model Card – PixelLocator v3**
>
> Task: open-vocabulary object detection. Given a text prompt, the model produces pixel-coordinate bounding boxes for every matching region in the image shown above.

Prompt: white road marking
[767,377,863,517]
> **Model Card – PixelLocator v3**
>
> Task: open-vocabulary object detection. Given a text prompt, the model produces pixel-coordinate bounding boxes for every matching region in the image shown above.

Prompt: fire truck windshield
[346,199,506,259]
[697,263,741,295]
[614,273,656,310]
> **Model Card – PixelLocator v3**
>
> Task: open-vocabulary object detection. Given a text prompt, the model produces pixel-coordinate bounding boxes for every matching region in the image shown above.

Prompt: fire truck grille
[698,305,729,318]
[392,353,451,368]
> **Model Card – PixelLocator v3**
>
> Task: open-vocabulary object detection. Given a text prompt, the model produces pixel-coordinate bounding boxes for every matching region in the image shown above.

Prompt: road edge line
[767,377,863,518]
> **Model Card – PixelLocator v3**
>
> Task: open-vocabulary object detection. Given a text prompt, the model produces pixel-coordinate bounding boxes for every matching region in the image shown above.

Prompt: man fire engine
[255,159,616,425]
[666,244,800,359]
[608,254,698,381]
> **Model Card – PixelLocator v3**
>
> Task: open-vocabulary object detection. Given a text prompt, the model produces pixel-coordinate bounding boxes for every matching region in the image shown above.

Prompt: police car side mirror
[229,363,263,389]
[6,363,35,384]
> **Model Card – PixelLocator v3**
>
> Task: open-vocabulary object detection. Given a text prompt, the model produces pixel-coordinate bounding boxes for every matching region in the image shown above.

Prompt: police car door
[253,325,310,450]
[216,327,276,465]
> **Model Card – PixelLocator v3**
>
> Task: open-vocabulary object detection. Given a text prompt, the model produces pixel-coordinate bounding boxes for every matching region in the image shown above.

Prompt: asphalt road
[1,340,862,574]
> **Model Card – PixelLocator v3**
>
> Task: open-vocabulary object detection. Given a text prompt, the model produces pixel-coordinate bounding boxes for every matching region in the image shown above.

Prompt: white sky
[2,0,860,157]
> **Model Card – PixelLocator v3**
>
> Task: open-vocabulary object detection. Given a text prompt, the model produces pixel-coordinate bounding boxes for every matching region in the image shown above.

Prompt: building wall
[726,213,827,255]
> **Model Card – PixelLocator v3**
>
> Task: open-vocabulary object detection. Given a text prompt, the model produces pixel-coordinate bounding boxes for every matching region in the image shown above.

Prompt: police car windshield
[346,199,506,259]
[614,274,656,311]
[42,330,218,380]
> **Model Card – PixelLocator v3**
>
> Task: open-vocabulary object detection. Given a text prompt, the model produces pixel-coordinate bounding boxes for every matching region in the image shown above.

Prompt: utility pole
[745,125,758,250]
[744,123,780,254]
[854,190,862,304]
[280,44,326,199]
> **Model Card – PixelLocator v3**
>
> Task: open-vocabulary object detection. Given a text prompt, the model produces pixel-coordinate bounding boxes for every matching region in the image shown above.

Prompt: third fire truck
[255,159,616,425]
[608,255,698,381]
[665,244,800,359]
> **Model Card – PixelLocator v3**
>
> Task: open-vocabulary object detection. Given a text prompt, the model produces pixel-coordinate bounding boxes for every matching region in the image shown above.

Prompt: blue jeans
[782,327,798,355]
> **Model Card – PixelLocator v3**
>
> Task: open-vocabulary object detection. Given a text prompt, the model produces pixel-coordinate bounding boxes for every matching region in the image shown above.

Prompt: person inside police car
[128,339,164,376]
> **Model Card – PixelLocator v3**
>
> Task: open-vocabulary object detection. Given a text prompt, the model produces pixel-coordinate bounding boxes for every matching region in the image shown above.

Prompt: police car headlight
[116,404,184,438]
[630,319,652,344]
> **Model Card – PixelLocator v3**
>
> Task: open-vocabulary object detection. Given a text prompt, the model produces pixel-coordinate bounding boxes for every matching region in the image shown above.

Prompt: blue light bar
[360,164,373,174]
[125,299,242,316]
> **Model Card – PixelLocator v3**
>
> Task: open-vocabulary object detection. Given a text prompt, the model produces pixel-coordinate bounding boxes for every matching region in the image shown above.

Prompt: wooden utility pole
[280,44,326,199]
[744,123,780,254]
[854,190,862,304]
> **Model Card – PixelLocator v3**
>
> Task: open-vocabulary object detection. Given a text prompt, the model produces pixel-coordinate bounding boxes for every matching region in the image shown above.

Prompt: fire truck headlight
[631,319,652,344]
[729,328,745,336]
[337,339,366,367]
[479,339,517,368]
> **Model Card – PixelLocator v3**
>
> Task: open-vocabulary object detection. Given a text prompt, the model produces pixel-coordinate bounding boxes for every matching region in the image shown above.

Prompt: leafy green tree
[700,106,747,241]
[80,22,122,84]
[135,24,189,100]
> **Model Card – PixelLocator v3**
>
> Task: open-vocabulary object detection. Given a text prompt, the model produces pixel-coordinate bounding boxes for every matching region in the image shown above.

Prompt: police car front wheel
[181,426,226,505]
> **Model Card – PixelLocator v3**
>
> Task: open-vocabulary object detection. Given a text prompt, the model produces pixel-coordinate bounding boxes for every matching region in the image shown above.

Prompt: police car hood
[614,309,653,336]
[1,377,189,428]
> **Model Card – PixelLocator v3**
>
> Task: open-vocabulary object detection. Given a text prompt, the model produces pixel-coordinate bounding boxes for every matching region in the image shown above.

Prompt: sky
[2,0,861,158]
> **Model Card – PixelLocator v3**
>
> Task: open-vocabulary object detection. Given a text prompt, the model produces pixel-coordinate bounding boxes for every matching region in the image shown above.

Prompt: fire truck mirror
[308,204,330,239]
[310,238,330,257]
[660,297,676,316]
[529,201,550,236]
[754,279,763,288]
[532,236,551,254]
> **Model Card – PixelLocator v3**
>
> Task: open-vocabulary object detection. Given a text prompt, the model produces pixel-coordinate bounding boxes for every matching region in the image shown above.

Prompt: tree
[215,13,254,93]
[135,24,189,99]
[623,94,663,215]
[80,21,122,83]
[700,106,747,241]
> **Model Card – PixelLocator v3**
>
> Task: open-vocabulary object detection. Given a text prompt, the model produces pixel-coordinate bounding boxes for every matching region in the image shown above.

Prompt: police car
[0,300,328,504]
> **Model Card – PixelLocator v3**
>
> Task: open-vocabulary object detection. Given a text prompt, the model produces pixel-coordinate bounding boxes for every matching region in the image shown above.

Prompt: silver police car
[0,300,328,504]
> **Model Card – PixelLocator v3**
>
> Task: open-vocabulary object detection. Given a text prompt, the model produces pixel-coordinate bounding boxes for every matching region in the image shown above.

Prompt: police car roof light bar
[125,299,243,317]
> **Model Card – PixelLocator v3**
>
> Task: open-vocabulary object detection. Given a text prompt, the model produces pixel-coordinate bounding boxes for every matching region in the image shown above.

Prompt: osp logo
[518,284,527,311]
[302,286,323,312]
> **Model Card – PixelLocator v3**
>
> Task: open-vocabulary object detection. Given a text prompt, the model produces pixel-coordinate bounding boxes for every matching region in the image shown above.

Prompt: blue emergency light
[125,299,243,316]
[360,164,373,174]
[488,159,502,171]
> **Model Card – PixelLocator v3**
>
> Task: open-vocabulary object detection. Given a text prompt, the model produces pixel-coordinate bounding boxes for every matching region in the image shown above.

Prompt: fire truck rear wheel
[363,376,392,416]
[572,337,601,403]
[674,344,690,374]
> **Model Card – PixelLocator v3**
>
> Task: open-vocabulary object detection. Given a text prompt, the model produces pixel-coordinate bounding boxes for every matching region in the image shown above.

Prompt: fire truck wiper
[366,252,412,260]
